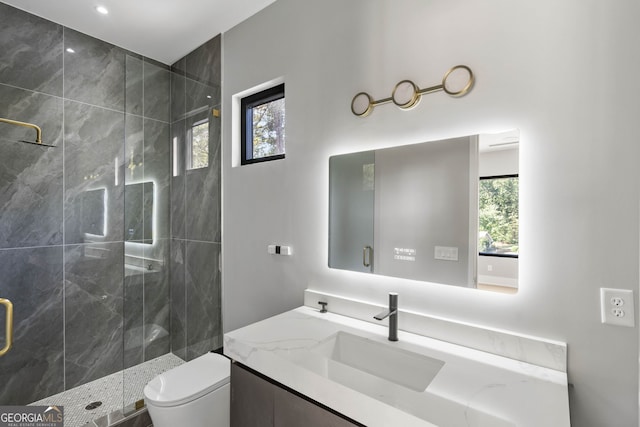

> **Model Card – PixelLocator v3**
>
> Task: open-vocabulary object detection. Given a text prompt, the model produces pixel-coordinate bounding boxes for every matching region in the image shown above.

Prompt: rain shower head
[0,117,55,147]
[15,138,56,148]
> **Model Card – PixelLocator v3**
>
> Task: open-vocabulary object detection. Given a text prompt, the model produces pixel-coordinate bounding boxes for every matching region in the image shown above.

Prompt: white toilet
[143,352,230,427]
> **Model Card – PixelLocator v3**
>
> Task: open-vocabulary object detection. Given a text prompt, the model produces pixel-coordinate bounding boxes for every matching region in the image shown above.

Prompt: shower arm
[0,117,43,144]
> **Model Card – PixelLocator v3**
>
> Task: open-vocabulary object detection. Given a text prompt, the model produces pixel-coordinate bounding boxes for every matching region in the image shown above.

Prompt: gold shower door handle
[0,298,13,357]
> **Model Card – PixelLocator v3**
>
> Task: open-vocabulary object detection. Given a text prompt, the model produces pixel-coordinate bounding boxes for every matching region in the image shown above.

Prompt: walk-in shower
[0,3,222,426]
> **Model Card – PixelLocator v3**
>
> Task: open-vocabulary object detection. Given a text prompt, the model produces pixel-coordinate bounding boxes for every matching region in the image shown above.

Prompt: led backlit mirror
[328,130,519,293]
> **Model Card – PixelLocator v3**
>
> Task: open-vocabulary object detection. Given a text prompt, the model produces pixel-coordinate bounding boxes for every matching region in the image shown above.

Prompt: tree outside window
[251,97,285,159]
[189,120,209,169]
[241,83,285,164]
[478,175,519,256]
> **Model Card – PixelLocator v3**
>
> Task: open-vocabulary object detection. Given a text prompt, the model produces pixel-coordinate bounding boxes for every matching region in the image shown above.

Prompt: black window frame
[478,173,519,259]
[241,83,285,165]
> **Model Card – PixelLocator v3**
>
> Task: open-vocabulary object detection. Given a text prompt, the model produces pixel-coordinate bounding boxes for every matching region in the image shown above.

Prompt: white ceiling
[3,0,277,65]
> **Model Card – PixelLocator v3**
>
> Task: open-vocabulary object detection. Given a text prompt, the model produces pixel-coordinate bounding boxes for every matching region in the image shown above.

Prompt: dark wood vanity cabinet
[230,362,362,427]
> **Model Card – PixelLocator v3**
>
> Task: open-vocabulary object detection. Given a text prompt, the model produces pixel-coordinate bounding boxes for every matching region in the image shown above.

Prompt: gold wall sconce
[351,65,474,117]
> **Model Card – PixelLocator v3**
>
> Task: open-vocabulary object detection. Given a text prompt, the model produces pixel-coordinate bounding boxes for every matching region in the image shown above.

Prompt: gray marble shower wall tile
[169,239,187,360]
[0,246,64,405]
[185,78,219,118]
[64,28,125,112]
[125,114,144,184]
[185,113,221,243]
[0,3,63,96]
[144,62,171,123]
[63,100,125,244]
[123,117,169,244]
[185,241,222,360]
[170,120,186,239]
[64,242,124,388]
[125,55,144,116]
[0,85,64,248]
[170,68,186,123]
[123,266,144,369]
[143,239,170,361]
[170,57,187,77]
[143,119,170,241]
[124,115,144,242]
[185,35,221,89]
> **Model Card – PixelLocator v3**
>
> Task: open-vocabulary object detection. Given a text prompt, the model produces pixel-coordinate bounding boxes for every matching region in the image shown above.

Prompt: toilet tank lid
[143,353,230,407]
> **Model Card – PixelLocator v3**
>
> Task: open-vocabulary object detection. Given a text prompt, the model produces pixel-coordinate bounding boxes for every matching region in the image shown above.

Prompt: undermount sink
[283,331,444,393]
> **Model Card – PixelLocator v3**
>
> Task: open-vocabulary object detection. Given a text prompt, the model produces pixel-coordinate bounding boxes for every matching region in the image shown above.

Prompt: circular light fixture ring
[351,92,375,117]
[442,65,474,96]
[392,80,420,109]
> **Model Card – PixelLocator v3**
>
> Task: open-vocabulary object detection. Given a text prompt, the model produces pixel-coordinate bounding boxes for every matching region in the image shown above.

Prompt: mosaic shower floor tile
[30,353,184,427]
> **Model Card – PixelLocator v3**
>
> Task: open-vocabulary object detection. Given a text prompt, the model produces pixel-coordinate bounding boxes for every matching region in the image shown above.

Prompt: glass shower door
[0,124,67,407]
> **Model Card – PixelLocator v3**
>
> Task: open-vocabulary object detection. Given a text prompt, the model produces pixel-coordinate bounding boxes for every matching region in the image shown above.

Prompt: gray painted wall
[222,0,640,425]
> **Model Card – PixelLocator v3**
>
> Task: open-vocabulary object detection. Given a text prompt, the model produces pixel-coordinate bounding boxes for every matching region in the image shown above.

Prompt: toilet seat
[143,353,230,408]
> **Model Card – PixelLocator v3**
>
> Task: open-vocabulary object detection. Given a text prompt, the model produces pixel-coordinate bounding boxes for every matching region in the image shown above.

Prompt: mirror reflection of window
[188,119,209,170]
[478,175,519,256]
[476,131,519,294]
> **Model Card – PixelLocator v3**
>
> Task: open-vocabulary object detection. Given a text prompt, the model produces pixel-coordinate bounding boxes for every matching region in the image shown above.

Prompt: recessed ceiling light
[96,5,109,15]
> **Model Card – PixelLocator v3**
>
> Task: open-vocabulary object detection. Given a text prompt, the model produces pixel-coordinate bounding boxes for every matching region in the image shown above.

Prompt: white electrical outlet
[600,288,635,327]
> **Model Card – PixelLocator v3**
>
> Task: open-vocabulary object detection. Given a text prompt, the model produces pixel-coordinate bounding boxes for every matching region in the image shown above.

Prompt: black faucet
[374,292,398,341]
[318,301,328,313]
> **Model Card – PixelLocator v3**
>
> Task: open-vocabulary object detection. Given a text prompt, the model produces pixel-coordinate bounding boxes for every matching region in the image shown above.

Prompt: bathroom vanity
[224,291,570,427]
[231,362,361,426]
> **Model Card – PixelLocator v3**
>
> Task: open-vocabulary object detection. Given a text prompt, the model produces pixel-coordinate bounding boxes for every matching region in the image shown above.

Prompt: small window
[478,175,519,257]
[187,119,209,170]
[241,83,285,165]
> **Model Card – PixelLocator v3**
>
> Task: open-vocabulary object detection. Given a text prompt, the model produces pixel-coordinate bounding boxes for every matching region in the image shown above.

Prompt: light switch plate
[600,288,635,327]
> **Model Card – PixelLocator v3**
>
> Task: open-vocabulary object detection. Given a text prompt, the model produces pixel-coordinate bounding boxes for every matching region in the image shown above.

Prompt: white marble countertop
[224,306,570,427]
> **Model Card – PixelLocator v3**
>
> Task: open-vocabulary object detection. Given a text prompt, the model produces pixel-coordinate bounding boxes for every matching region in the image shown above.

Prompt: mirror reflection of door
[328,151,375,272]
